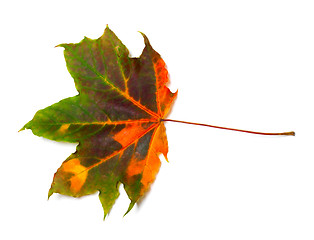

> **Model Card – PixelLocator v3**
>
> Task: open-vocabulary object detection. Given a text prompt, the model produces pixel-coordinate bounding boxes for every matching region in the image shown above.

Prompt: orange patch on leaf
[151,122,168,160]
[153,57,168,86]
[139,123,167,194]
[58,123,70,133]
[113,122,151,147]
[125,158,146,178]
[153,54,178,116]
[62,158,88,193]
[140,153,160,195]
[123,123,168,196]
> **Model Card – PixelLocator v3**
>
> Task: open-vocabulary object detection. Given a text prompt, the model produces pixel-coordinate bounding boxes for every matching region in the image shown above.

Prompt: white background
[1,0,314,239]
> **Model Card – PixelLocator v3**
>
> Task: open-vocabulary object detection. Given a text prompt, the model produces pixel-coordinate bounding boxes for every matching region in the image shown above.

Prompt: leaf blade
[23,26,177,218]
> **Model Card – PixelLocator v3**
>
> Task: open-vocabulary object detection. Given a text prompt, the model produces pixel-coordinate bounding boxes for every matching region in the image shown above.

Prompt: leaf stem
[161,119,295,136]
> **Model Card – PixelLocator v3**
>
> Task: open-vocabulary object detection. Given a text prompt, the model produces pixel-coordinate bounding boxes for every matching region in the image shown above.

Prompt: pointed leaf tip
[19,121,31,132]
[138,31,151,46]
[47,189,53,200]
[55,43,67,48]
[124,201,136,217]
[18,126,25,132]
[104,25,113,34]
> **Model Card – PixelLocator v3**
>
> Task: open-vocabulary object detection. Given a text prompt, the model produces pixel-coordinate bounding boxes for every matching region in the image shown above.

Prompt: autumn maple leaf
[21,26,177,217]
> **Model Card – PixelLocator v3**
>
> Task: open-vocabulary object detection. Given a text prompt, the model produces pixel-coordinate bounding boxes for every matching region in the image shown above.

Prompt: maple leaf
[21,26,177,217]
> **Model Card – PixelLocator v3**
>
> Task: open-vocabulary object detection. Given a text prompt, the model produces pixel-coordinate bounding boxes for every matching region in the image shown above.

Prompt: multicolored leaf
[21,26,177,218]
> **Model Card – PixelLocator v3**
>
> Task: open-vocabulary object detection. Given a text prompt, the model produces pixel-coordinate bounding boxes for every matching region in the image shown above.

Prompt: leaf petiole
[161,119,295,136]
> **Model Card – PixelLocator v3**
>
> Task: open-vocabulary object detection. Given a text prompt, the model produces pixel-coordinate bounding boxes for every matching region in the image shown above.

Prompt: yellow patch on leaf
[58,124,70,134]
[62,158,88,193]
